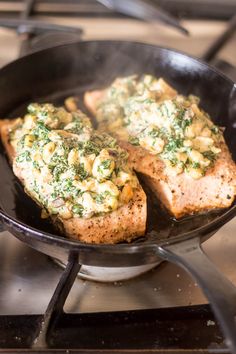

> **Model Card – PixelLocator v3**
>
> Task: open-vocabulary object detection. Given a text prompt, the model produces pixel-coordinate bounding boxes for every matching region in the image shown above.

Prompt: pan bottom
[53,258,162,282]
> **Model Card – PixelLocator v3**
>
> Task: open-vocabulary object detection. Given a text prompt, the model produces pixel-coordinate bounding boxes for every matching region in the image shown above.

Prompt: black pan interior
[0,41,235,246]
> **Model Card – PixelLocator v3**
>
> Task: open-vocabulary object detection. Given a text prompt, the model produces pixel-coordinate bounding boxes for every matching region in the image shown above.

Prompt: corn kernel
[42,142,56,164]
[68,149,79,165]
[189,149,204,162]
[65,97,78,112]
[98,180,119,197]
[24,134,35,147]
[188,167,203,179]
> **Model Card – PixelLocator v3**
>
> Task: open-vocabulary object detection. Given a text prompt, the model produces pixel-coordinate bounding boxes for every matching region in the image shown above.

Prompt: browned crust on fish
[84,90,236,218]
[0,119,16,163]
[57,183,146,244]
[120,141,236,218]
[0,118,147,244]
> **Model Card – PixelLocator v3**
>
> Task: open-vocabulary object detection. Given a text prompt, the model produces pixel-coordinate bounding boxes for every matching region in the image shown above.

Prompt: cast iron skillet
[0,41,236,351]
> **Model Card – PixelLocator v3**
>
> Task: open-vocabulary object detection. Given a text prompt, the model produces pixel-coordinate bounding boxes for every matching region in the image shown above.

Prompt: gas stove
[0,1,236,352]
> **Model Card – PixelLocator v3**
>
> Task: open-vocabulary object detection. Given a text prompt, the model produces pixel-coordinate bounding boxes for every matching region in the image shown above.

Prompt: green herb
[211,126,219,135]
[84,140,100,156]
[128,136,140,146]
[158,127,169,139]
[16,150,31,163]
[202,151,216,162]
[114,166,121,175]
[72,204,84,217]
[33,122,50,140]
[174,105,192,131]
[62,179,73,192]
[56,178,80,199]
[143,98,154,104]
[168,156,178,166]
[181,118,192,130]
[120,150,128,160]
[17,136,26,149]
[148,128,159,138]
[192,162,200,169]
[95,194,104,204]
[52,164,67,181]
[100,160,112,170]
[51,191,58,199]
[33,181,39,194]
[33,161,40,169]
[106,137,117,148]
[38,110,50,120]
[110,87,117,97]
[43,198,49,207]
[164,138,183,152]
[75,163,89,181]
[50,144,69,165]
[64,120,83,134]
[176,107,186,120]
[95,191,111,204]
[160,102,169,118]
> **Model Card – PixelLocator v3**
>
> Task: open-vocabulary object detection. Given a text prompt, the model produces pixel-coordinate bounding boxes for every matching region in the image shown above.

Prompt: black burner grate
[0,305,226,351]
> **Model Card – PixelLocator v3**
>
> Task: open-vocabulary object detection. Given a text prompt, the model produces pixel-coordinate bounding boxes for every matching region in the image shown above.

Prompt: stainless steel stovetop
[0,8,236,352]
[1,219,236,315]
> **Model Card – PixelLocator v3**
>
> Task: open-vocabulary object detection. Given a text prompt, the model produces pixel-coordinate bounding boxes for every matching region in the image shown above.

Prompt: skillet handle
[0,223,4,232]
[0,215,5,232]
[158,237,236,353]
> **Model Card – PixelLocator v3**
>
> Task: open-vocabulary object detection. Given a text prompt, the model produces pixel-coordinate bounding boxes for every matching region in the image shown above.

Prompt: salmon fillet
[84,89,236,218]
[0,118,147,244]
[55,183,146,244]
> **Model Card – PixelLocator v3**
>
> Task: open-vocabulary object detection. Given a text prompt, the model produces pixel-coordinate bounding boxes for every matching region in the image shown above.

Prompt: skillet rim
[0,39,235,88]
[0,39,235,253]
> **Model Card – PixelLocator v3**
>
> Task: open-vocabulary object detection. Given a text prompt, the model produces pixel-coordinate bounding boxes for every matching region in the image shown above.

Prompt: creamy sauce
[96,75,223,179]
[10,103,138,220]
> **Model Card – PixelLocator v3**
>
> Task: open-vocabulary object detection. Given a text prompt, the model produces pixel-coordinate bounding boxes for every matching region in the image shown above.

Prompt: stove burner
[53,257,161,282]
